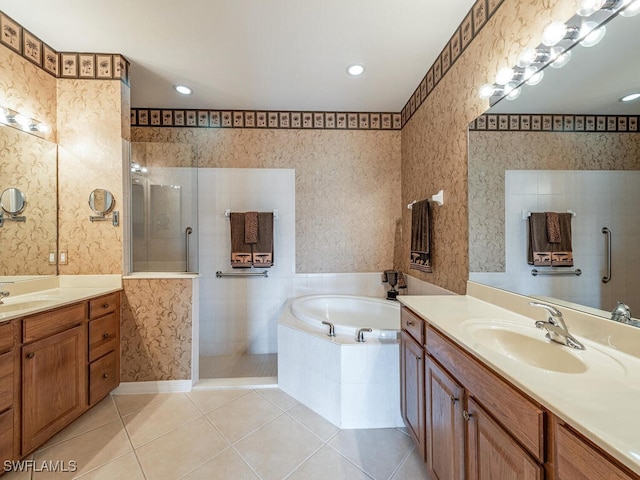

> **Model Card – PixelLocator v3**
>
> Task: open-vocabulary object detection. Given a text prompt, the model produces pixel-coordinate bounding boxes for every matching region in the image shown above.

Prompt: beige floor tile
[180,448,259,480]
[33,420,132,480]
[256,388,298,411]
[74,452,144,480]
[122,394,202,447]
[186,388,250,414]
[135,417,228,480]
[206,391,282,443]
[328,428,414,480]
[41,397,120,448]
[287,403,339,441]
[390,446,433,480]
[234,414,322,480]
[113,392,172,417]
[287,445,371,480]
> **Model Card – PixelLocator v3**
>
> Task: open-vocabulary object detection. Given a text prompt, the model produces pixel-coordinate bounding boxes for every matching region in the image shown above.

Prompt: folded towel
[230,213,253,268]
[245,211,259,244]
[546,212,561,243]
[409,200,432,273]
[252,212,274,267]
[528,212,573,267]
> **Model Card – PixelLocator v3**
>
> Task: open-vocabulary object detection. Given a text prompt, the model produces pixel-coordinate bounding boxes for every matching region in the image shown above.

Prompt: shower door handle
[602,227,611,284]
[185,227,193,272]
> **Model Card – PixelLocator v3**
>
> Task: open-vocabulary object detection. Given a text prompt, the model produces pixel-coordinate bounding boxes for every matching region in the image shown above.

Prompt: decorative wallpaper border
[469,114,640,133]
[401,0,505,127]
[131,108,402,130]
[0,11,129,84]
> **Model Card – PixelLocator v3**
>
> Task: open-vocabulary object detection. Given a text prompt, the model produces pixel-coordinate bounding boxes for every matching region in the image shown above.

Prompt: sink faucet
[0,284,10,305]
[529,301,585,350]
[611,302,632,324]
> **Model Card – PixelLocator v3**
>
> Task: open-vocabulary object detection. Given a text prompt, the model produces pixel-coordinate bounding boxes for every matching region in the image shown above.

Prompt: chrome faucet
[0,287,10,305]
[321,320,336,337]
[611,302,632,324]
[529,301,585,350]
[356,328,372,343]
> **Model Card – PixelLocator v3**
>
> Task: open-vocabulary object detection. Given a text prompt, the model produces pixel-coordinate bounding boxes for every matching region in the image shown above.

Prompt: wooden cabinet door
[400,330,425,460]
[22,325,87,455]
[466,398,543,480]
[426,358,464,480]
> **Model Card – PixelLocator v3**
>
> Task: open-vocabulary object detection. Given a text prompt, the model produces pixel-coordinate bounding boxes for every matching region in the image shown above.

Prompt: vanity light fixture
[174,85,193,95]
[542,21,579,47]
[346,64,365,76]
[495,67,515,85]
[0,105,50,135]
[620,92,640,102]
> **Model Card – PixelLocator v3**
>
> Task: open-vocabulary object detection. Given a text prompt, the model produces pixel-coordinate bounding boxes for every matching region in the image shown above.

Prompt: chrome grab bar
[531,268,582,277]
[185,227,193,272]
[216,270,269,278]
[602,227,611,284]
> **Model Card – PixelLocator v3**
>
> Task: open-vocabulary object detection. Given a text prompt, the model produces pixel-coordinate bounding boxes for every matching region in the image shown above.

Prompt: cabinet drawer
[0,351,13,412]
[89,313,118,362]
[89,351,118,405]
[89,293,119,320]
[401,307,425,345]
[23,303,87,343]
[555,422,637,480]
[0,408,14,463]
[0,322,14,353]
[426,326,545,462]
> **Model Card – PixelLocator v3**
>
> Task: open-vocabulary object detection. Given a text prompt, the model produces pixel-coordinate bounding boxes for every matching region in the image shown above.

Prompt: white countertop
[0,275,122,323]
[399,292,640,475]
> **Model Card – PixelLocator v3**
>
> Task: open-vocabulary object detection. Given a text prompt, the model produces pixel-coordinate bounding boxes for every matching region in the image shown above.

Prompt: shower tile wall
[472,170,640,314]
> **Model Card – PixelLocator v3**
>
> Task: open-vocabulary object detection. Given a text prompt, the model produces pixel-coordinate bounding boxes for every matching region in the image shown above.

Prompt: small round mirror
[88,189,115,215]
[0,188,27,215]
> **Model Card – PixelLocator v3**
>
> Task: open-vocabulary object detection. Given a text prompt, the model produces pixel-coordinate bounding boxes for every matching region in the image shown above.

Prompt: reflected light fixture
[542,22,579,46]
[524,68,544,86]
[550,49,572,68]
[346,64,365,76]
[580,22,607,47]
[620,93,640,102]
[620,0,640,16]
[478,83,496,99]
[174,85,193,95]
[495,67,515,85]
[505,85,522,101]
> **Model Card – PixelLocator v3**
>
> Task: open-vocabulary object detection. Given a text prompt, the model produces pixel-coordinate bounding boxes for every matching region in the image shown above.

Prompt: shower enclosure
[130,142,198,273]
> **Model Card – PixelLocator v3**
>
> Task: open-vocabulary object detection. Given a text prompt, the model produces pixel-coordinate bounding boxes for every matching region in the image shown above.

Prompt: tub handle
[356,328,372,343]
[321,320,336,337]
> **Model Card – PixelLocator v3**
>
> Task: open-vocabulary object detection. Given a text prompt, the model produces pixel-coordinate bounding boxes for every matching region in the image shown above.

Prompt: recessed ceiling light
[346,64,365,76]
[174,85,193,95]
[620,93,640,103]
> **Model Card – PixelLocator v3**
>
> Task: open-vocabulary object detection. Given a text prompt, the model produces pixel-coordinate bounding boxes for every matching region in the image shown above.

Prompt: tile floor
[5,388,432,480]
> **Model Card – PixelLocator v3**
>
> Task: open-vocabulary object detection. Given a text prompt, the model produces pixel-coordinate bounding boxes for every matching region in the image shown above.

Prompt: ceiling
[0,0,478,112]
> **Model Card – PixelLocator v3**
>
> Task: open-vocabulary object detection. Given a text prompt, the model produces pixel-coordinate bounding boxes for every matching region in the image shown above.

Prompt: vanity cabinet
[0,321,16,462]
[88,293,120,405]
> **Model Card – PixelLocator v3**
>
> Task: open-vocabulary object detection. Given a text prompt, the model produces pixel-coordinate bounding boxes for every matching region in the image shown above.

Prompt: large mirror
[0,124,57,279]
[469,11,640,320]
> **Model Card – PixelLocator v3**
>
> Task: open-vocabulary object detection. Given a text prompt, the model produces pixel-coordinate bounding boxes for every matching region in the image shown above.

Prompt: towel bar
[216,270,269,278]
[225,209,278,220]
[522,209,576,220]
[531,268,582,277]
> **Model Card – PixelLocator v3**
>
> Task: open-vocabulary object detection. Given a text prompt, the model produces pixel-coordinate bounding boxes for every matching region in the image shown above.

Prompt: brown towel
[245,212,258,244]
[252,212,274,267]
[409,200,432,273]
[230,213,253,268]
[528,212,573,266]
[546,212,561,243]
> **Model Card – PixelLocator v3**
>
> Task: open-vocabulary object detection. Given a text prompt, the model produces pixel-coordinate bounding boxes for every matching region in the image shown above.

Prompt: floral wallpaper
[132,127,402,273]
[469,130,640,272]
[121,278,193,381]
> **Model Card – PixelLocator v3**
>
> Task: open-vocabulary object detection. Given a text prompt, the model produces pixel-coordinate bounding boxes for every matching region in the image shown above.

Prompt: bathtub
[278,295,404,429]
[291,294,400,340]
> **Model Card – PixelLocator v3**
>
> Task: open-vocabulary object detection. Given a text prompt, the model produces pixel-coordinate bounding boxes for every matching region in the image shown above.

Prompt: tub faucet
[529,301,585,350]
[356,328,372,343]
[321,320,336,337]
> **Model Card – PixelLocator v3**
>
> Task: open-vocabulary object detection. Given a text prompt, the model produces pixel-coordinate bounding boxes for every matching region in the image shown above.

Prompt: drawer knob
[415,355,422,361]
[103,333,110,339]
[450,395,459,404]
[26,352,35,359]
[102,303,109,309]
[406,320,414,326]
[463,410,473,422]
[103,373,109,379]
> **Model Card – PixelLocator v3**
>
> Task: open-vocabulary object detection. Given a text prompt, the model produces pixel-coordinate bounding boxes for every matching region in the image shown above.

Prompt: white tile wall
[471,170,640,315]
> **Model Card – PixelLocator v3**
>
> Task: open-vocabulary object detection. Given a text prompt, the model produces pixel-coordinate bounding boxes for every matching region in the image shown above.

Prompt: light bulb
[580,22,606,47]
[14,114,31,128]
[346,64,365,76]
[620,93,640,102]
[174,85,193,95]
[478,83,496,99]
[36,123,51,134]
[620,0,640,16]
[525,69,544,86]
[506,86,522,101]
[577,0,606,16]
[542,21,568,46]
[517,49,539,68]
[550,49,572,68]
[0,107,8,123]
[496,67,514,85]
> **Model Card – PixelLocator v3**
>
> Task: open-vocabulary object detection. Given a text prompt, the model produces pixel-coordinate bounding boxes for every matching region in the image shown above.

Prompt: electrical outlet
[59,252,68,265]
[49,252,56,264]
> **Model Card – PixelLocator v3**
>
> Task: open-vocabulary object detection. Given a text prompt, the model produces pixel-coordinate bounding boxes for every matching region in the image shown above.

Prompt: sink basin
[465,323,588,374]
